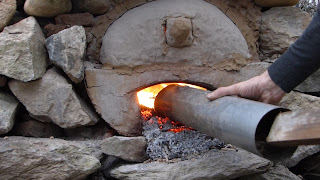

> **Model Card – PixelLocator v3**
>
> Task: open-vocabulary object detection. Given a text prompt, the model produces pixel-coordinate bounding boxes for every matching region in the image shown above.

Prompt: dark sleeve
[268,7,320,93]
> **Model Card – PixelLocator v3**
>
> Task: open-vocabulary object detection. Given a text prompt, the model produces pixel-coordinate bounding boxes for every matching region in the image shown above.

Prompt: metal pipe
[155,85,296,161]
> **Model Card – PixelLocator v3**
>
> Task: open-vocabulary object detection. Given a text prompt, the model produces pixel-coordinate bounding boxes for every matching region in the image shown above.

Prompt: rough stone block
[0,91,19,135]
[45,26,86,83]
[9,68,99,128]
[260,7,311,59]
[0,136,102,180]
[0,17,49,82]
[101,136,147,162]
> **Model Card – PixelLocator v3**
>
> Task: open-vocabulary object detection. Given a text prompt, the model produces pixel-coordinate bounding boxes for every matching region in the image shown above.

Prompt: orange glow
[137,83,206,109]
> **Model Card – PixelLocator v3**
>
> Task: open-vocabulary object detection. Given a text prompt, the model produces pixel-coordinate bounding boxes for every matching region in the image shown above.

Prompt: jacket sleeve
[268,7,320,93]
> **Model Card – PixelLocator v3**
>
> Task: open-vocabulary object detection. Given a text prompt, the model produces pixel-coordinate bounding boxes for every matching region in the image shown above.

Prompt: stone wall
[0,0,320,180]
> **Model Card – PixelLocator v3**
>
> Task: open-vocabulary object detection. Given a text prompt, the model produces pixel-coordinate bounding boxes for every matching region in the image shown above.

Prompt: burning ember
[137,83,206,133]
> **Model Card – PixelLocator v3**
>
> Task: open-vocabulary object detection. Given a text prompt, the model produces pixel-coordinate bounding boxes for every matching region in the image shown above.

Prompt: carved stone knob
[166,17,194,48]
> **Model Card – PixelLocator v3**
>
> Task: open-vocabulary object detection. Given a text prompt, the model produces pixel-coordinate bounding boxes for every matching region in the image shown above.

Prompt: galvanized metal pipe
[154,85,296,161]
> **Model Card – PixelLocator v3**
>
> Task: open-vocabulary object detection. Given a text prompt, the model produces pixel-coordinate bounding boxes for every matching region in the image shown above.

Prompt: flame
[137,83,206,109]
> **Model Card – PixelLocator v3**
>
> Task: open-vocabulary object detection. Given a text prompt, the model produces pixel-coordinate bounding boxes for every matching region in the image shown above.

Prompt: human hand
[207,71,286,105]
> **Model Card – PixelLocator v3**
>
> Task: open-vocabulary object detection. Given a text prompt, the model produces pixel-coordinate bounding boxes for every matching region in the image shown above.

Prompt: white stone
[0,17,49,81]
[46,26,86,83]
[9,68,99,128]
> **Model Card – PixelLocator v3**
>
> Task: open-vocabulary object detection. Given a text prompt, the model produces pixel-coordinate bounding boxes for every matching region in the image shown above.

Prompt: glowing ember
[137,83,206,109]
[138,83,205,133]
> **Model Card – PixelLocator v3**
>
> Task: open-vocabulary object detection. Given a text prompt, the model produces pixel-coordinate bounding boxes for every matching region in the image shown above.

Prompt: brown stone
[254,0,299,7]
[44,23,70,37]
[10,120,64,138]
[166,17,193,48]
[0,75,7,87]
[106,3,127,20]
[123,0,147,10]
[71,0,111,16]
[55,13,94,27]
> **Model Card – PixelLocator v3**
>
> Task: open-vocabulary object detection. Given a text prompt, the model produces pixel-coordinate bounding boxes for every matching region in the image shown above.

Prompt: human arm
[207,71,286,105]
[207,7,320,104]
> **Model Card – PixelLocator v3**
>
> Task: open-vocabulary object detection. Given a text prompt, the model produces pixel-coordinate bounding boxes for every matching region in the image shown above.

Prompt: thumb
[207,86,239,100]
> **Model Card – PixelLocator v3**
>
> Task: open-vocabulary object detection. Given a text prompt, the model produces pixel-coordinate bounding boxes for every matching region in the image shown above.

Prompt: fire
[138,83,206,133]
[137,83,206,108]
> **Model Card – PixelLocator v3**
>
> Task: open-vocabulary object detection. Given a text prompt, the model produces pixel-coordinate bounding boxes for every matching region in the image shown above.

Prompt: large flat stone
[9,68,99,128]
[0,17,49,81]
[0,136,101,180]
[110,149,272,180]
[0,91,19,135]
[46,26,86,83]
[0,0,16,31]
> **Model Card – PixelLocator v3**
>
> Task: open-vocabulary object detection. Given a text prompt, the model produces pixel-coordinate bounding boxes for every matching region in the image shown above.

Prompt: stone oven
[85,0,261,136]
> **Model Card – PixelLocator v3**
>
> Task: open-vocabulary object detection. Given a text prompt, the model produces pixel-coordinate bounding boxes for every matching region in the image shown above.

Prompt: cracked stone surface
[100,0,251,68]
[0,136,102,180]
[9,67,99,128]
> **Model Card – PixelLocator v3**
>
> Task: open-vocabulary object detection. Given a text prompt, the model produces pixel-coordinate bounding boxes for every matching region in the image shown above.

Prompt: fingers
[207,85,239,101]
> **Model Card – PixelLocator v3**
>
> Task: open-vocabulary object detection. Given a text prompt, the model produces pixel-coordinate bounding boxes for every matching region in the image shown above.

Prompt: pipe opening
[255,108,297,162]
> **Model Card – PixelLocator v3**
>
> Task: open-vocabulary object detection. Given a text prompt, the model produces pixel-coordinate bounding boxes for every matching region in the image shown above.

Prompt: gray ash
[142,110,225,161]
